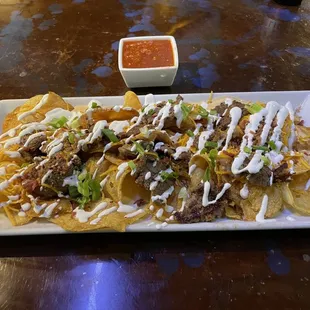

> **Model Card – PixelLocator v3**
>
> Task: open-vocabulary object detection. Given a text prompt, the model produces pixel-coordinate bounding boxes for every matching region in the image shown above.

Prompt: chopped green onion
[269,140,277,151]
[252,145,269,151]
[91,102,98,109]
[147,109,155,116]
[168,99,174,104]
[70,117,80,129]
[141,106,145,112]
[209,110,217,115]
[128,161,136,171]
[243,146,251,154]
[133,141,144,156]
[200,148,207,154]
[68,132,75,144]
[160,171,179,181]
[21,163,29,168]
[181,103,192,120]
[209,149,218,167]
[205,141,218,148]
[102,128,119,143]
[203,167,210,182]
[89,179,101,201]
[246,103,263,114]
[49,116,68,129]
[198,106,209,118]
[261,156,270,166]
[186,130,194,138]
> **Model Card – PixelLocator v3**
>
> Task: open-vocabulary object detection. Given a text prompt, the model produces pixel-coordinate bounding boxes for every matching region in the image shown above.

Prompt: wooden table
[1,0,310,309]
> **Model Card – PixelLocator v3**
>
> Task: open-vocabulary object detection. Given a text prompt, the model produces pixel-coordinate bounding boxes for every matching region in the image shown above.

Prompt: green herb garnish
[261,155,271,166]
[181,103,192,120]
[102,128,119,143]
[252,145,269,151]
[269,140,277,151]
[168,99,174,104]
[74,172,101,207]
[49,116,68,129]
[133,141,144,156]
[246,103,263,114]
[21,163,29,168]
[244,146,251,154]
[209,149,218,167]
[128,161,136,171]
[198,106,209,119]
[203,167,211,182]
[209,109,217,115]
[68,132,75,144]
[205,141,218,148]
[147,109,155,116]
[160,171,179,181]
[186,130,194,138]
[200,148,207,154]
[91,102,98,109]
[70,117,80,129]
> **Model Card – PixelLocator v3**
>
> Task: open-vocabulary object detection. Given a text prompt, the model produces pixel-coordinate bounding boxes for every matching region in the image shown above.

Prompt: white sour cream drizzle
[305,178,310,191]
[285,102,296,150]
[145,172,151,180]
[156,208,164,218]
[21,203,31,211]
[3,136,21,148]
[63,175,78,187]
[0,124,22,140]
[116,162,128,179]
[24,132,46,148]
[152,102,171,130]
[4,151,21,158]
[74,202,108,223]
[223,107,242,150]
[109,121,129,134]
[173,100,183,128]
[100,176,109,189]
[18,94,49,120]
[151,186,174,203]
[189,164,197,176]
[39,201,59,218]
[125,209,144,218]
[202,182,231,207]
[41,169,52,184]
[117,202,137,213]
[240,184,249,199]
[90,207,118,225]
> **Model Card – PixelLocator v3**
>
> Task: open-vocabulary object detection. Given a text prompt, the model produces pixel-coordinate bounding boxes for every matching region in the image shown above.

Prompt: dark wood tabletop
[1,0,310,309]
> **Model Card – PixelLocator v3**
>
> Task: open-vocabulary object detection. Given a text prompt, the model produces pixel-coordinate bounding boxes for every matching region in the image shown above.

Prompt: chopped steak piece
[247,166,272,187]
[22,153,82,199]
[273,163,291,182]
[175,183,228,223]
[118,144,137,160]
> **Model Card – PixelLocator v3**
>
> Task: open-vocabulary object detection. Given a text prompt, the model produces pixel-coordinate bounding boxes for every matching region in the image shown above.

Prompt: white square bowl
[118,35,179,88]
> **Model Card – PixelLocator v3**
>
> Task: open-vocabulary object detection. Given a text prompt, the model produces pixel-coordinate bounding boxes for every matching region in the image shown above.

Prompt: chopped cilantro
[168,99,174,104]
[102,128,119,143]
[209,109,217,115]
[186,130,194,138]
[200,148,207,154]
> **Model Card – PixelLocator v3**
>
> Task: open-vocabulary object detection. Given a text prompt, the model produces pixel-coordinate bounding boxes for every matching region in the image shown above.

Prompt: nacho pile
[0,91,310,231]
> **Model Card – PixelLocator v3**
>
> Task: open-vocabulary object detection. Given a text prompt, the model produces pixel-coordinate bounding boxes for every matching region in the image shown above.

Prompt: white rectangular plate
[1,91,310,235]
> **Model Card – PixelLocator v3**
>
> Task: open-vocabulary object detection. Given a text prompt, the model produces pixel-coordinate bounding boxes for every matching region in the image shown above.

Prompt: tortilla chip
[124,91,142,110]
[2,92,73,132]
[240,184,283,220]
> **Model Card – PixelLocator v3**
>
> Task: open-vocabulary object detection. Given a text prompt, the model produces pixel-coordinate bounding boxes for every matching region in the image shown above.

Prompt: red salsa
[122,40,174,69]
